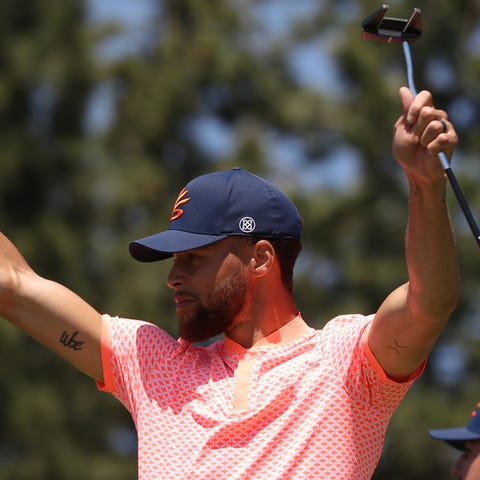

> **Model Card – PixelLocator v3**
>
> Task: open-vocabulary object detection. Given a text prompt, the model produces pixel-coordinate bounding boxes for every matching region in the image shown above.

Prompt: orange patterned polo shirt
[97,313,423,479]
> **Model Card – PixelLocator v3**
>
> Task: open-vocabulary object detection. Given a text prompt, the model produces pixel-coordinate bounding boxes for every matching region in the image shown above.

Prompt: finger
[406,90,434,125]
[419,124,443,149]
[438,118,448,134]
[418,117,449,144]
[431,128,458,158]
[420,120,457,156]
[412,106,449,138]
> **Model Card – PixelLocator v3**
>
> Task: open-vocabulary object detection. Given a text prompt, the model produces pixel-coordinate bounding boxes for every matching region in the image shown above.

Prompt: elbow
[443,276,459,318]
[0,267,35,318]
[446,289,459,318]
[431,284,458,323]
[0,271,20,316]
[408,280,458,326]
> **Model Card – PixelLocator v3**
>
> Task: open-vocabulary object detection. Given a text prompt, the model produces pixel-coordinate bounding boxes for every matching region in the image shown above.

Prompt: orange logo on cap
[170,187,191,221]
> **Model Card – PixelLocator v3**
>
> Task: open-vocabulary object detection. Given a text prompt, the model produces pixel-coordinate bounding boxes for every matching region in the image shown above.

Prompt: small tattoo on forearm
[60,330,85,351]
[388,339,406,356]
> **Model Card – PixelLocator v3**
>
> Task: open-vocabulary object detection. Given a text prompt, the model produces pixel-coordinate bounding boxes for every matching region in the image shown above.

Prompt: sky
[85,0,361,192]
[84,0,480,194]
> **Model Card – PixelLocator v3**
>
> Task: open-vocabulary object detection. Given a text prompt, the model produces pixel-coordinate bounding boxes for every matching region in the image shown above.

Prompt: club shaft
[402,41,418,97]
[402,41,480,247]
[445,167,480,247]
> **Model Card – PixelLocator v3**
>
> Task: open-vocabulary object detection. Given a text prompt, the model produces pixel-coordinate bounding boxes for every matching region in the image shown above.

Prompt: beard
[178,267,248,343]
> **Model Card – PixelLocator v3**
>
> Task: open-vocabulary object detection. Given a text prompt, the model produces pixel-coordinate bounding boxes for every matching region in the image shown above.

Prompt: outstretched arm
[0,231,103,382]
[368,87,459,381]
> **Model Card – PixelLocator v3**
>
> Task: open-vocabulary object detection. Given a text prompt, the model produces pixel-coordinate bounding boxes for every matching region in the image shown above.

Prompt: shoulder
[102,314,178,352]
[321,313,374,335]
[311,313,374,358]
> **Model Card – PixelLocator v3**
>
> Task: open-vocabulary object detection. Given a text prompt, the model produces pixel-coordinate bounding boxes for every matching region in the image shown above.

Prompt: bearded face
[177,259,248,343]
[167,238,253,344]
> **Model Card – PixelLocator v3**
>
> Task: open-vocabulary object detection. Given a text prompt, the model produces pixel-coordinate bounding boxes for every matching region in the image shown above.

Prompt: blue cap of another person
[129,168,302,262]
[429,402,480,451]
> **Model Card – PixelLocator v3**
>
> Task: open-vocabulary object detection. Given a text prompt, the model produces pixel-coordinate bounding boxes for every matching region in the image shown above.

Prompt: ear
[252,240,275,278]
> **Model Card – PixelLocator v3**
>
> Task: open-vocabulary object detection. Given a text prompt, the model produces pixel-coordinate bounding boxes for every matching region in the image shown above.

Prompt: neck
[224,288,299,348]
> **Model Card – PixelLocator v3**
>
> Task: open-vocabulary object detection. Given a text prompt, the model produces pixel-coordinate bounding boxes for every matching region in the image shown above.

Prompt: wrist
[406,172,447,195]
[407,176,450,215]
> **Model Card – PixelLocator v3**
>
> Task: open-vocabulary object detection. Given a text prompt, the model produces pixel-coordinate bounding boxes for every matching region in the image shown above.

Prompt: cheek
[215,258,249,293]
[218,255,249,279]
[469,452,480,472]
[457,452,480,478]
[191,257,246,301]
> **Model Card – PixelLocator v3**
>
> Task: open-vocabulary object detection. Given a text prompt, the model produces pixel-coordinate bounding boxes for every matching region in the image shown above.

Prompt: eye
[172,251,206,268]
[183,253,204,266]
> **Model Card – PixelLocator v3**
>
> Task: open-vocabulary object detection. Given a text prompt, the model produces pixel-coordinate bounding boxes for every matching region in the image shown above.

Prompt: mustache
[173,290,198,303]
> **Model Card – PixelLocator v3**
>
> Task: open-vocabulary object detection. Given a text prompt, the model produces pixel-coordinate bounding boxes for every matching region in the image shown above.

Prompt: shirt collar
[223,313,312,357]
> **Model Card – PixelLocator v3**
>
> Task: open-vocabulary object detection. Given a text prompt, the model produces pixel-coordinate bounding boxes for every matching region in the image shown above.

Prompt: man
[430,402,480,479]
[0,86,459,479]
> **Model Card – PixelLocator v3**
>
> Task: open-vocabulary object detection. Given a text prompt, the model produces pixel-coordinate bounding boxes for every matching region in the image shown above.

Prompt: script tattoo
[388,339,406,357]
[60,330,85,351]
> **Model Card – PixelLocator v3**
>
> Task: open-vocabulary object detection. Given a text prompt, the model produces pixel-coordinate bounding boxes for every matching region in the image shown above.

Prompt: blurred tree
[0,0,137,478]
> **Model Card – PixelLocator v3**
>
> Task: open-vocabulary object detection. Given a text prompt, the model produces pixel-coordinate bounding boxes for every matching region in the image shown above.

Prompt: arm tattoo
[388,339,406,356]
[60,330,85,351]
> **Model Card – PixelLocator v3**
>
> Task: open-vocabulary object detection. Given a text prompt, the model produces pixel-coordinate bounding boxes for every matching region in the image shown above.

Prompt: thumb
[399,86,415,116]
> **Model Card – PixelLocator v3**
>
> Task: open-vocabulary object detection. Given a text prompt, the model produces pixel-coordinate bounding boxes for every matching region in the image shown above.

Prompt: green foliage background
[0,0,480,478]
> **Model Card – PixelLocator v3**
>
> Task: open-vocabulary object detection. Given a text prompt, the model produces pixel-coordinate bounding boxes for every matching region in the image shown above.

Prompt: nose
[166,261,183,289]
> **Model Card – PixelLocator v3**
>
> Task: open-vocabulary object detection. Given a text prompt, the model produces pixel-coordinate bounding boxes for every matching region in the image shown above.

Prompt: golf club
[361,5,480,248]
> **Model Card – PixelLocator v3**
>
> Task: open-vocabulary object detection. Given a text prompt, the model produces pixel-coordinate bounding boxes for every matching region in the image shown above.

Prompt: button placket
[232,351,257,411]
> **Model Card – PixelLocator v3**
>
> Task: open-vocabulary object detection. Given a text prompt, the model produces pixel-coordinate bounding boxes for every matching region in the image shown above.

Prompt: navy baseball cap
[429,402,480,451]
[129,168,302,262]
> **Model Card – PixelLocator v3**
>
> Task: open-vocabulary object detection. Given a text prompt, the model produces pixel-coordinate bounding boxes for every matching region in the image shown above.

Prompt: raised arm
[0,231,103,382]
[368,87,459,381]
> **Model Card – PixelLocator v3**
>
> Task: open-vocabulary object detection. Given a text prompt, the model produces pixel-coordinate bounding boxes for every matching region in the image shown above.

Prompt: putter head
[361,4,422,44]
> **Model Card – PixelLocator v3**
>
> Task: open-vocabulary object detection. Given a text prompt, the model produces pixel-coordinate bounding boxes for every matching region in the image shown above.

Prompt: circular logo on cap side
[239,217,256,233]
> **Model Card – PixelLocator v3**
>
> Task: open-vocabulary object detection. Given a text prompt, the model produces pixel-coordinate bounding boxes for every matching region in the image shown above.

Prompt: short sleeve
[95,314,179,413]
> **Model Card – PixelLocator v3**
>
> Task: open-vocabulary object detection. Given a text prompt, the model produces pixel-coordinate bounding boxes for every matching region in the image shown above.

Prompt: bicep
[3,272,104,382]
[368,282,442,381]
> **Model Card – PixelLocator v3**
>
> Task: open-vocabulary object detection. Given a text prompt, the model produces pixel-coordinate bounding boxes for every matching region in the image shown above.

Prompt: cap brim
[129,230,228,262]
[429,427,480,451]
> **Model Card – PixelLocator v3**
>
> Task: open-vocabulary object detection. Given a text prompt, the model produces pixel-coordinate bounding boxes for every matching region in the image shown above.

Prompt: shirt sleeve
[319,314,425,413]
[96,313,115,394]
[95,313,180,413]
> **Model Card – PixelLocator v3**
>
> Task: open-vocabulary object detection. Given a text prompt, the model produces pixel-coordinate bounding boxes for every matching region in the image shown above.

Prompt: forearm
[405,176,458,324]
[0,231,103,381]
